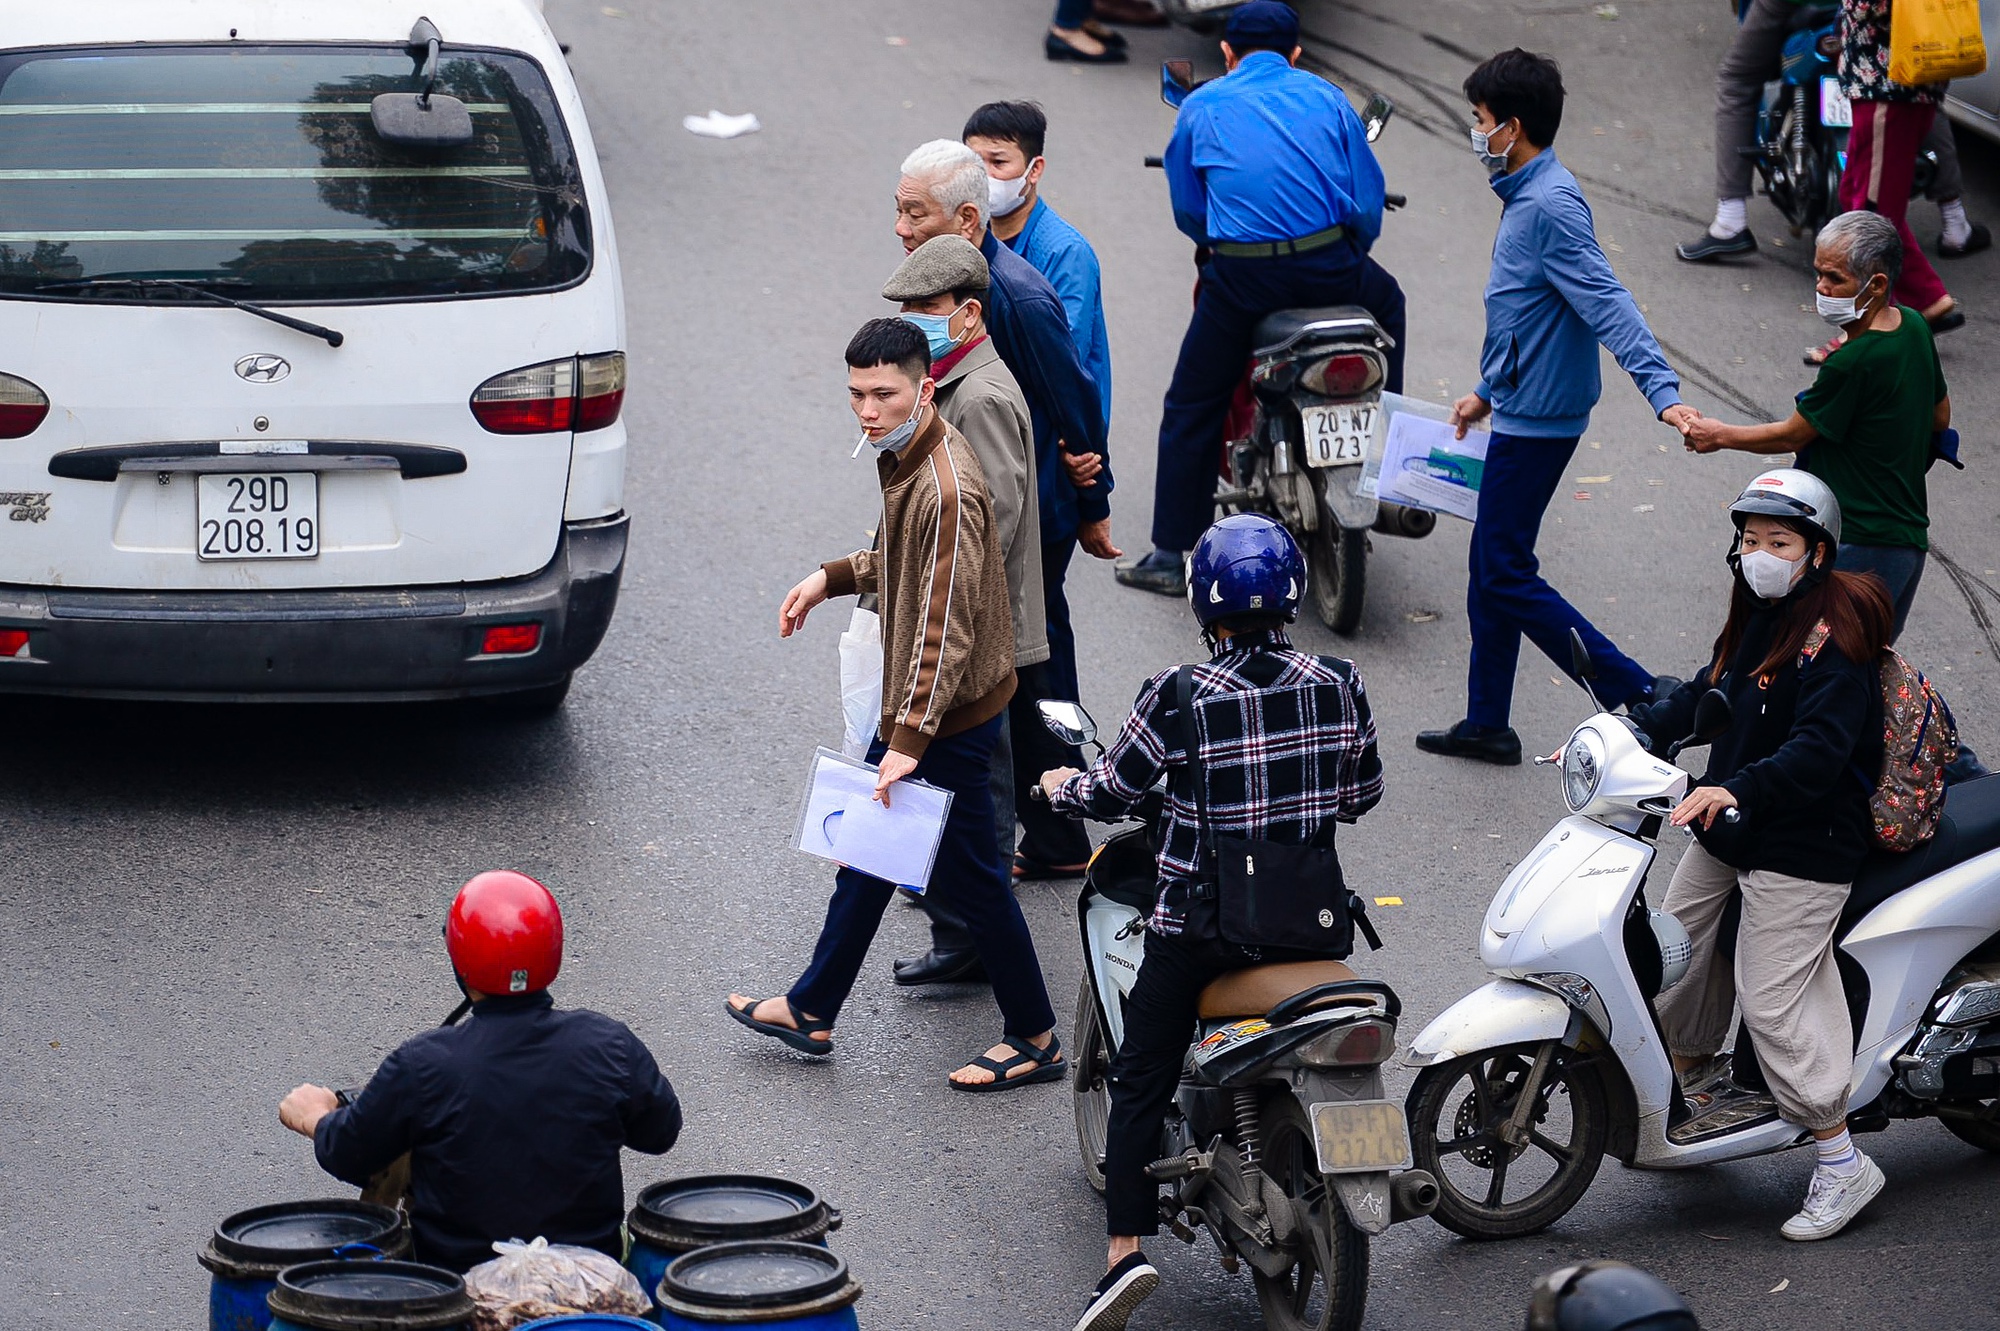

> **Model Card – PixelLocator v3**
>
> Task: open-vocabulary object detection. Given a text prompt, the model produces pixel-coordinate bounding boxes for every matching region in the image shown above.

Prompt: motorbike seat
[1841,774,2000,937]
[1252,306,1382,357]
[1198,959,1368,1019]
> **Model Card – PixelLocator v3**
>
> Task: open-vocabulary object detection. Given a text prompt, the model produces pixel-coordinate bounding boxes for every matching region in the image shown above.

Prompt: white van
[0,0,626,709]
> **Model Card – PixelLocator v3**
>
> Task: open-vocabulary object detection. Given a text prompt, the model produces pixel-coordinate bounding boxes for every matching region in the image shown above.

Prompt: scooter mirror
[1038,700,1097,748]
[1361,93,1395,143]
[1568,628,1597,682]
[1161,59,1196,110]
[1691,688,1734,743]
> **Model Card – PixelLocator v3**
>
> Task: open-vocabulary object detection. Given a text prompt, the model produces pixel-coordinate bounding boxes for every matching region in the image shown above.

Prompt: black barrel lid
[212,1200,406,1264]
[634,1175,825,1242]
[662,1240,849,1310]
[268,1259,472,1330]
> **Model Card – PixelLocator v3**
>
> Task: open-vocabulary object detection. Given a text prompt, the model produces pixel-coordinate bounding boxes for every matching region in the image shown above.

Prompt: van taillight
[469,353,626,434]
[0,373,50,439]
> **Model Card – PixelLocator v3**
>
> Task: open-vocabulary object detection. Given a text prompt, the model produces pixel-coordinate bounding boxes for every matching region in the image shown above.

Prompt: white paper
[1374,409,1488,522]
[682,109,761,139]
[1360,391,1468,499]
[794,747,952,890]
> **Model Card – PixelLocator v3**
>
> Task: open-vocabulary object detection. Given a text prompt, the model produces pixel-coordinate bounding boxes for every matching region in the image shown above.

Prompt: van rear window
[0,44,589,303]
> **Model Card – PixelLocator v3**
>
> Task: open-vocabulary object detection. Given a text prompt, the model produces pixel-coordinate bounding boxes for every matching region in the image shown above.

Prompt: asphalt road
[3,1,1998,1328]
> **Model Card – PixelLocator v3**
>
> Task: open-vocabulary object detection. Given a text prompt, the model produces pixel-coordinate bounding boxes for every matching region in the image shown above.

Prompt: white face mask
[987,166,1035,218]
[851,397,927,457]
[1739,548,1806,600]
[1470,122,1512,176]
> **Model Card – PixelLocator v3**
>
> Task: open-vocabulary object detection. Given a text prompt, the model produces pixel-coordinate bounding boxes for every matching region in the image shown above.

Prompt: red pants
[1839,100,1949,310]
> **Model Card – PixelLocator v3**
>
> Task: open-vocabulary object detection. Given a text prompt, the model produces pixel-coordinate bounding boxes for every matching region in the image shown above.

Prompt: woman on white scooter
[1628,467,1894,1242]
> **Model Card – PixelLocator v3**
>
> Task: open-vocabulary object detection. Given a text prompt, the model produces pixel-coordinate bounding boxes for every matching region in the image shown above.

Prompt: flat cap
[1224,0,1299,47]
[882,235,990,301]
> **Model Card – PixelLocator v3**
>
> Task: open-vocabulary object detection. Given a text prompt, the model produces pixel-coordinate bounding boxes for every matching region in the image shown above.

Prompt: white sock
[1710,198,1748,240]
[1815,1128,1862,1178]
[1940,198,1972,248]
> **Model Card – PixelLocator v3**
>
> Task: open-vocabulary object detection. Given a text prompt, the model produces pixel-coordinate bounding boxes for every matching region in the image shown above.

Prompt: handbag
[1175,664,1380,955]
[1889,0,1988,87]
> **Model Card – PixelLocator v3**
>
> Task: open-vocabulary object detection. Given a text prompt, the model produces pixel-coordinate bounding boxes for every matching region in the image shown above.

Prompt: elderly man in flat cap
[881,236,1054,988]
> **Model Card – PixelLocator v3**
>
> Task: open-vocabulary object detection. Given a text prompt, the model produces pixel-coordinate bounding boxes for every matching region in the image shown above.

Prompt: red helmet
[445,871,563,995]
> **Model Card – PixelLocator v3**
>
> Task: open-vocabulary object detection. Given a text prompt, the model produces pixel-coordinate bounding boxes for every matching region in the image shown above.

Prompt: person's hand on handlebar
[279,1083,341,1138]
[1669,785,1739,830]
[1039,766,1082,802]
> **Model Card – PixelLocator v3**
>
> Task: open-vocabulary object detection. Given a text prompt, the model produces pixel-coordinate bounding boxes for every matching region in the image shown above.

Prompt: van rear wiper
[32,277,344,348]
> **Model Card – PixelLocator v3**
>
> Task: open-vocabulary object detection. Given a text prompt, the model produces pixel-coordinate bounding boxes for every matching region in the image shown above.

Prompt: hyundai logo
[234,354,291,384]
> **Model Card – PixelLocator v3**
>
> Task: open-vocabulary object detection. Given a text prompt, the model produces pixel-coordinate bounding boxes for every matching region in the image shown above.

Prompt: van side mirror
[372,16,474,148]
[1161,59,1196,110]
[1039,700,1098,748]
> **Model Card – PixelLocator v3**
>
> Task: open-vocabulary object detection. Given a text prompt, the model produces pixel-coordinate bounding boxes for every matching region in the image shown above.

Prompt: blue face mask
[900,303,969,362]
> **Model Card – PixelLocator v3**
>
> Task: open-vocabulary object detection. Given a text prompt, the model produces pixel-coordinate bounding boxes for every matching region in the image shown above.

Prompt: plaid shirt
[1050,630,1383,935]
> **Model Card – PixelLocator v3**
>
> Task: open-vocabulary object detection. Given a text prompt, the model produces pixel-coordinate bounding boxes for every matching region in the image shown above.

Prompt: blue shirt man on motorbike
[1114,0,1407,599]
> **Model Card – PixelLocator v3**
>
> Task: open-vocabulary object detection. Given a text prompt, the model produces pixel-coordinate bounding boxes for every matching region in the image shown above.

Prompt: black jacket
[1630,599,1882,883]
[314,992,682,1272]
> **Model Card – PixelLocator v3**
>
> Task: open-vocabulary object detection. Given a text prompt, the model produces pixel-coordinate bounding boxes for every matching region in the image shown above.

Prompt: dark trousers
[1024,538,1090,865]
[1839,543,1926,641]
[1103,897,1324,1235]
[789,715,1056,1038]
[1466,433,1653,730]
[1150,242,1407,554]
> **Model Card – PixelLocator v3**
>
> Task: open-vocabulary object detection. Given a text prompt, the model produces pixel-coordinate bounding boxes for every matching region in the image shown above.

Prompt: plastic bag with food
[464,1236,651,1331]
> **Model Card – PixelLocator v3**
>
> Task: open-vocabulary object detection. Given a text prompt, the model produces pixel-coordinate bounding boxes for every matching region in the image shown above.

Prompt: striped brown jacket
[822,411,1016,758]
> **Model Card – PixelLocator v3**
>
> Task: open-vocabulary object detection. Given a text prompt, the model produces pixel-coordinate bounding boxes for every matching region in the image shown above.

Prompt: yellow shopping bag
[1889,0,1988,86]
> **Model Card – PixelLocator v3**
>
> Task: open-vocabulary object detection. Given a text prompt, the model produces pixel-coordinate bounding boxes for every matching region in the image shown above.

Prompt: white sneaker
[1780,1154,1885,1241]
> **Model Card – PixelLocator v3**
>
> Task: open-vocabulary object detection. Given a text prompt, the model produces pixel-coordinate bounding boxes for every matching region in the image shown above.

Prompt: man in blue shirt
[962,100,1106,884]
[1115,0,1406,596]
[1417,49,1698,766]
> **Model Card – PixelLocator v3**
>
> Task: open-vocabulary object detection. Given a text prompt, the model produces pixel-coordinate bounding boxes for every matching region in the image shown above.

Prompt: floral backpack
[1800,621,1957,852]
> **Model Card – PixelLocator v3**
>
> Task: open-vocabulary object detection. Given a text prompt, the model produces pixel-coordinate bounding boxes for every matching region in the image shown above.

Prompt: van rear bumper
[0,514,627,701]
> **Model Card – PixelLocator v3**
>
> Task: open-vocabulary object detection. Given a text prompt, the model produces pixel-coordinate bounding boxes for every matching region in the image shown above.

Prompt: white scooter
[1403,637,2000,1238]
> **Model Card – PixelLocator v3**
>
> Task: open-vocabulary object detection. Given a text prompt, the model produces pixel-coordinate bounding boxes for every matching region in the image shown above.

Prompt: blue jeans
[1151,243,1408,554]
[1466,433,1654,729]
[1838,543,1926,642]
[790,715,1057,1038]
[1053,0,1092,25]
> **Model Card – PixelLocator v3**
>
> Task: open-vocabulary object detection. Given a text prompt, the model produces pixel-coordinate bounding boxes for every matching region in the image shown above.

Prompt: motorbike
[1402,635,2000,1238]
[1035,699,1439,1331]
[1748,3,1938,235]
[1153,64,1432,635]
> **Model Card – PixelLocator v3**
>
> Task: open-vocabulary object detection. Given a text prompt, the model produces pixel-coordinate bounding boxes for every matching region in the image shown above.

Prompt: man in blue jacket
[1419,48,1699,766]
[1115,0,1405,597]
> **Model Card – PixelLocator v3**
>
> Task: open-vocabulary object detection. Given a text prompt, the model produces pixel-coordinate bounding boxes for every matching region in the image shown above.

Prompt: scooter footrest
[1667,1090,1778,1144]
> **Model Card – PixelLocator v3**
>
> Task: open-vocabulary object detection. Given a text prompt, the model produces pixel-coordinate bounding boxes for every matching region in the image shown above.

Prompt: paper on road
[683,109,761,139]
[795,747,953,891]
[1375,407,1489,522]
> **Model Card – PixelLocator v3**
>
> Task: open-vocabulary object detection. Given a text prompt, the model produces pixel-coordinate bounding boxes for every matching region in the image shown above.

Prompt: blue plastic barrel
[625,1176,838,1318]
[517,1318,660,1330]
[655,1241,860,1330]
[198,1200,408,1331]
[265,1258,472,1331]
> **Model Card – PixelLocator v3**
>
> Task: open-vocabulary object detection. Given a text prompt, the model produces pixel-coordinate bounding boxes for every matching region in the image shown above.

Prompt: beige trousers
[1653,840,1855,1132]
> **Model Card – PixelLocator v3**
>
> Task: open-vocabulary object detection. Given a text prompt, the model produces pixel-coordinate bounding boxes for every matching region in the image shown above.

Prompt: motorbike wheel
[1072,975,1112,1193]
[1939,1100,2000,1153]
[1252,1095,1369,1331]
[1306,521,1367,636]
[1406,1041,1606,1240]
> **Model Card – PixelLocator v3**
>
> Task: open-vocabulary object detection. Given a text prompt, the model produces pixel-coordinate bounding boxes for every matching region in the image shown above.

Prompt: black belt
[1210,224,1347,259]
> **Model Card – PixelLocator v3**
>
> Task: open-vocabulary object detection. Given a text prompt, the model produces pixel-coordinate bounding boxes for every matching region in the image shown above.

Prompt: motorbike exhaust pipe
[1390,1169,1440,1223]
[1372,502,1436,540]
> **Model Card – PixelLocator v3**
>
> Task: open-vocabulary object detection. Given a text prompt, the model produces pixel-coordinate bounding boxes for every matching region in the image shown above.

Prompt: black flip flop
[726,995,833,1057]
[1013,851,1090,882]
[950,1034,1066,1093]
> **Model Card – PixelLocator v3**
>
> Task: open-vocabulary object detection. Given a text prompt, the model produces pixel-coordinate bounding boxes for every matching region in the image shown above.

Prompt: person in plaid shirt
[1042,515,1383,1331]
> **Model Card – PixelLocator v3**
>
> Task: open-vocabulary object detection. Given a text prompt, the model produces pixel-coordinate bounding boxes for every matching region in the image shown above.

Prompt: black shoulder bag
[1175,664,1381,956]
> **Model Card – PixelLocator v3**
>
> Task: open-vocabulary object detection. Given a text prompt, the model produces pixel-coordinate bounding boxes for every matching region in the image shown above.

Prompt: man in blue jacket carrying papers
[1420,48,1701,767]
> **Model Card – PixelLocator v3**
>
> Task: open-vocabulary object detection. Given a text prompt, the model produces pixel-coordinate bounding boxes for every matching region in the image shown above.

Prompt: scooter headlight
[1562,727,1605,812]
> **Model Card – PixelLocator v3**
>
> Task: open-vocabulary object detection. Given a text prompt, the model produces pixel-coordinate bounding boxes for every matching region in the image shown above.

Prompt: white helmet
[1729,467,1841,549]
[1649,909,1693,992]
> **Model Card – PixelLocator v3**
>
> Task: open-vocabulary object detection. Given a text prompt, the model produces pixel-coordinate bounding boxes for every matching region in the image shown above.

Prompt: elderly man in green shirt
[1683,210,1947,637]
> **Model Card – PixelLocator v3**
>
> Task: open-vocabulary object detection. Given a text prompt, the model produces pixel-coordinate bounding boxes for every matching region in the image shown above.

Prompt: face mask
[1738,548,1806,600]
[1470,122,1512,176]
[851,397,927,457]
[987,166,1034,218]
[1815,282,1876,328]
[900,304,968,362]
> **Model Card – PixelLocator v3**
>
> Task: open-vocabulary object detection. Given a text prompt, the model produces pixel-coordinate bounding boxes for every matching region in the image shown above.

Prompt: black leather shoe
[892,948,989,987]
[1939,223,1991,259]
[1415,721,1523,766]
[1675,229,1757,263]
[1114,548,1187,596]
[1045,31,1129,63]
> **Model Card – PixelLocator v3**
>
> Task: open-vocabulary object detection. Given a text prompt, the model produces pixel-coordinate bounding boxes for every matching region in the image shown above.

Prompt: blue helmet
[1187,514,1306,629]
